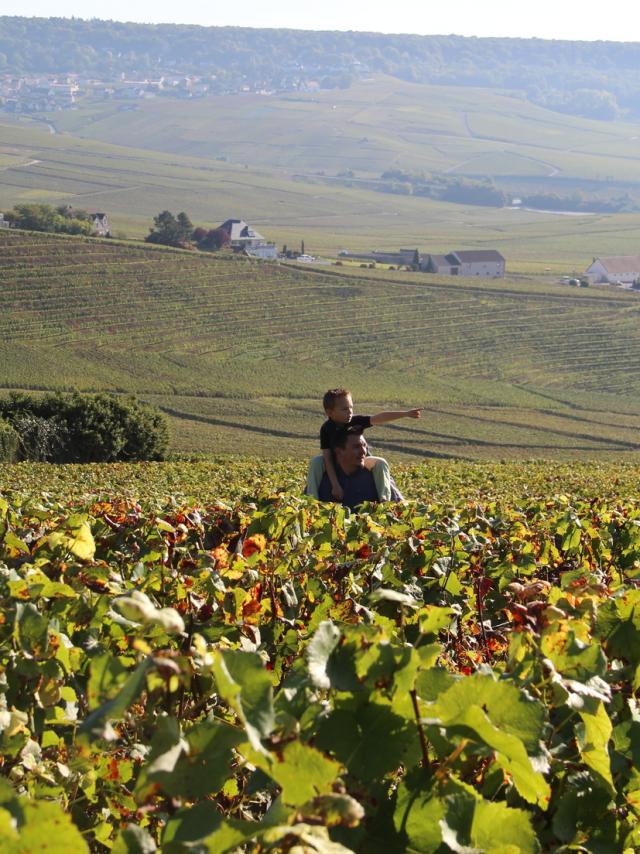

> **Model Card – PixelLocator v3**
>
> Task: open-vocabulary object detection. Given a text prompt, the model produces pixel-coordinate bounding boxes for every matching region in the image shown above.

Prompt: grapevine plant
[1,475,640,851]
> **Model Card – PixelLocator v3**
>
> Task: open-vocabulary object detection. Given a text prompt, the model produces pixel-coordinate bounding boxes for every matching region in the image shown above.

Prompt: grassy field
[2,77,640,267]
[2,228,640,460]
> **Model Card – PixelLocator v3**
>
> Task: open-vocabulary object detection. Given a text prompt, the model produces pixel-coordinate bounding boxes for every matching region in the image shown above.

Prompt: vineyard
[1,459,640,852]
[2,229,640,460]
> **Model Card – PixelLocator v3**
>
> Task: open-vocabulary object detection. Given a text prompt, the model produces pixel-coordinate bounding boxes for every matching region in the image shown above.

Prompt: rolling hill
[3,75,640,270]
[2,228,640,461]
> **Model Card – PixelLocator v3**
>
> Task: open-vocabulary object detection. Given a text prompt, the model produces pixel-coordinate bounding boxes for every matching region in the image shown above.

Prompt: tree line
[4,17,640,120]
[2,203,97,235]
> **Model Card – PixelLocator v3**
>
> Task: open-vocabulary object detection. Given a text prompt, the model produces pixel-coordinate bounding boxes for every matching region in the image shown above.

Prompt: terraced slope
[2,229,640,459]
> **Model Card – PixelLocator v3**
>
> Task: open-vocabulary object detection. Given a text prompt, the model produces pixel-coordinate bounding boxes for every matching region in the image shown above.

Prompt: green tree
[0,393,168,463]
[146,211,193,247]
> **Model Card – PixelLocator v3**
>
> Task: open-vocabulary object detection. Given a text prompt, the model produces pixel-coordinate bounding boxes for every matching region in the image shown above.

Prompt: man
[317,430,401,509]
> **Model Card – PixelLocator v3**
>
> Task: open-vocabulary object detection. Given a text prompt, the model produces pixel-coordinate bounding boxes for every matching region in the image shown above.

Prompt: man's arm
[322,448,344,500]
[370,407,423,425]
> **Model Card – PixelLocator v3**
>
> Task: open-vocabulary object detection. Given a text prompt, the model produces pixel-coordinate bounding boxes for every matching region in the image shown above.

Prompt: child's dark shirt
[320,415,372,450]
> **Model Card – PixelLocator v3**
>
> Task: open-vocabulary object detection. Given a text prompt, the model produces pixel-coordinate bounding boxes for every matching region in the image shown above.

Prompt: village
[0,60,365,114]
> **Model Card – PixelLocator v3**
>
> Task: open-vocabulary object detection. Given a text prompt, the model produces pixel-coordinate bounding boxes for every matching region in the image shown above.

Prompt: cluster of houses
[0,59,367,114]
[0,76,80,113]
[339,248,506,278]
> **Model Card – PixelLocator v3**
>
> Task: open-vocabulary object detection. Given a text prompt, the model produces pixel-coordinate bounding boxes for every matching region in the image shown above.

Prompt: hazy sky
[2,0,639,42]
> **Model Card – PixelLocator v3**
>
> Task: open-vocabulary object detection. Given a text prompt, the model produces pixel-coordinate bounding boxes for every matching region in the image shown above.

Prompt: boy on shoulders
[307,387,423,502]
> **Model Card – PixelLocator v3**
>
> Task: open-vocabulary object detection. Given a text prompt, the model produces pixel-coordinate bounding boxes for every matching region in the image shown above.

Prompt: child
[306,388,423,501]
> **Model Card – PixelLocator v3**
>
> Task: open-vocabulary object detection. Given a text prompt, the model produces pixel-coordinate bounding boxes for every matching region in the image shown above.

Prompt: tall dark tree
[146,211,193,247]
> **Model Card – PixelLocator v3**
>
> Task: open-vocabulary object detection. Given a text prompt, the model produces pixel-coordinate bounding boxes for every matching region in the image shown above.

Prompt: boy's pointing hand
[407,407,424,419]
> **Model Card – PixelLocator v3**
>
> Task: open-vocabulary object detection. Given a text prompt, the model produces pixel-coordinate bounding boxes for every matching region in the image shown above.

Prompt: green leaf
[307,621,341,690]
[262,740,340,806]
[442,785,540,853]
[79,657,154,740]
[393,771,445,854]
[163,802,223,848]
[87,652,129,710]
[2,799,89,853]
[418,605,456,637]
[136,717,243,802]
[14,603,49,658]
[427,673,546,753]
[316,701,420,781]
[212,649,275,753]
[427,675,549,807]
[576,701,614,794]
[112,825,157,854]
[596,591,640,666]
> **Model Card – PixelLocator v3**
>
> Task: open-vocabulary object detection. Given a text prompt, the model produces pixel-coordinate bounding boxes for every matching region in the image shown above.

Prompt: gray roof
[589,256,640,274]
[220,219,264,242]
[429,254,454,266]
[451,250,505,263]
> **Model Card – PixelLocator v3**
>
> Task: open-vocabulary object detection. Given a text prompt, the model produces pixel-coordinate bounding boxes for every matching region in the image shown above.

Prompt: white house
[220,219,266,250]
[424,250,505,277]
[90,213,110,237]
[0,213,9,229]
[449,250,506,277]
[584,256,640,284]
[245,243,278,260]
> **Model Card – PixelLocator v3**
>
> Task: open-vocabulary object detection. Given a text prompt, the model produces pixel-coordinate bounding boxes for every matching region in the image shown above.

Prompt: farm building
[0,213,9,229]
[584,256,640,284]
[424,253,458,275]
[424,250,505,277]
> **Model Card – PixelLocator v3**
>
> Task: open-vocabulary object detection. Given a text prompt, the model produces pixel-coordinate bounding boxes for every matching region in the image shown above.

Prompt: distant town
[0,63,366,114]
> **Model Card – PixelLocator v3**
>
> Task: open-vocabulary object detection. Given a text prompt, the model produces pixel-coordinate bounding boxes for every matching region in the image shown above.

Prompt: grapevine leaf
[315,701,420,781]
[441,778,540,854]
[307,621,341,690]
[87,652,129,710]
[136,717,243,802]
[79,657,154,740]
[46,518,95,561]
[14,603,49,658]
[261,740,341,806]
[576,701,615,794]
[1,799,89,853]
[112,825,157,853]
[426,675,549,806]
[393,770,445,853]
[212,649,275,753]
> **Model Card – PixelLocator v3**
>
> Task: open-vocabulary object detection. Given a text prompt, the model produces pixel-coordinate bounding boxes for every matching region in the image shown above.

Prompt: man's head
[332,430,367,474]
[323,388,353,424]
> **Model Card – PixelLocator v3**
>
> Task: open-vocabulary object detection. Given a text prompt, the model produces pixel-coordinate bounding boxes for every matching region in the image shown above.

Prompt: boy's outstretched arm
[371,407,423,425]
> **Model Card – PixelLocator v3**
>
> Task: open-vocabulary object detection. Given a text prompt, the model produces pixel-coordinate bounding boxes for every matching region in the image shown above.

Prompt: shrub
[0,418,19,462]
[0,393,168,462]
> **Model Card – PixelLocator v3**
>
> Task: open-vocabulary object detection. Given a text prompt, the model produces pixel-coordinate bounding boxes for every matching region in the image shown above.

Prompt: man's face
[326,393,353,424]
[335,433,367,472]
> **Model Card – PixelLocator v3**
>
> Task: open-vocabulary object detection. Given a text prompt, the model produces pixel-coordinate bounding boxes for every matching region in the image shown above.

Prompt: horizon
[1,1,640,44]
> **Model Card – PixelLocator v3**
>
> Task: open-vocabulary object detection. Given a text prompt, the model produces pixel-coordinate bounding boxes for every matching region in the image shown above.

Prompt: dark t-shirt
[320,415,372,450]
[318,464,379,509]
